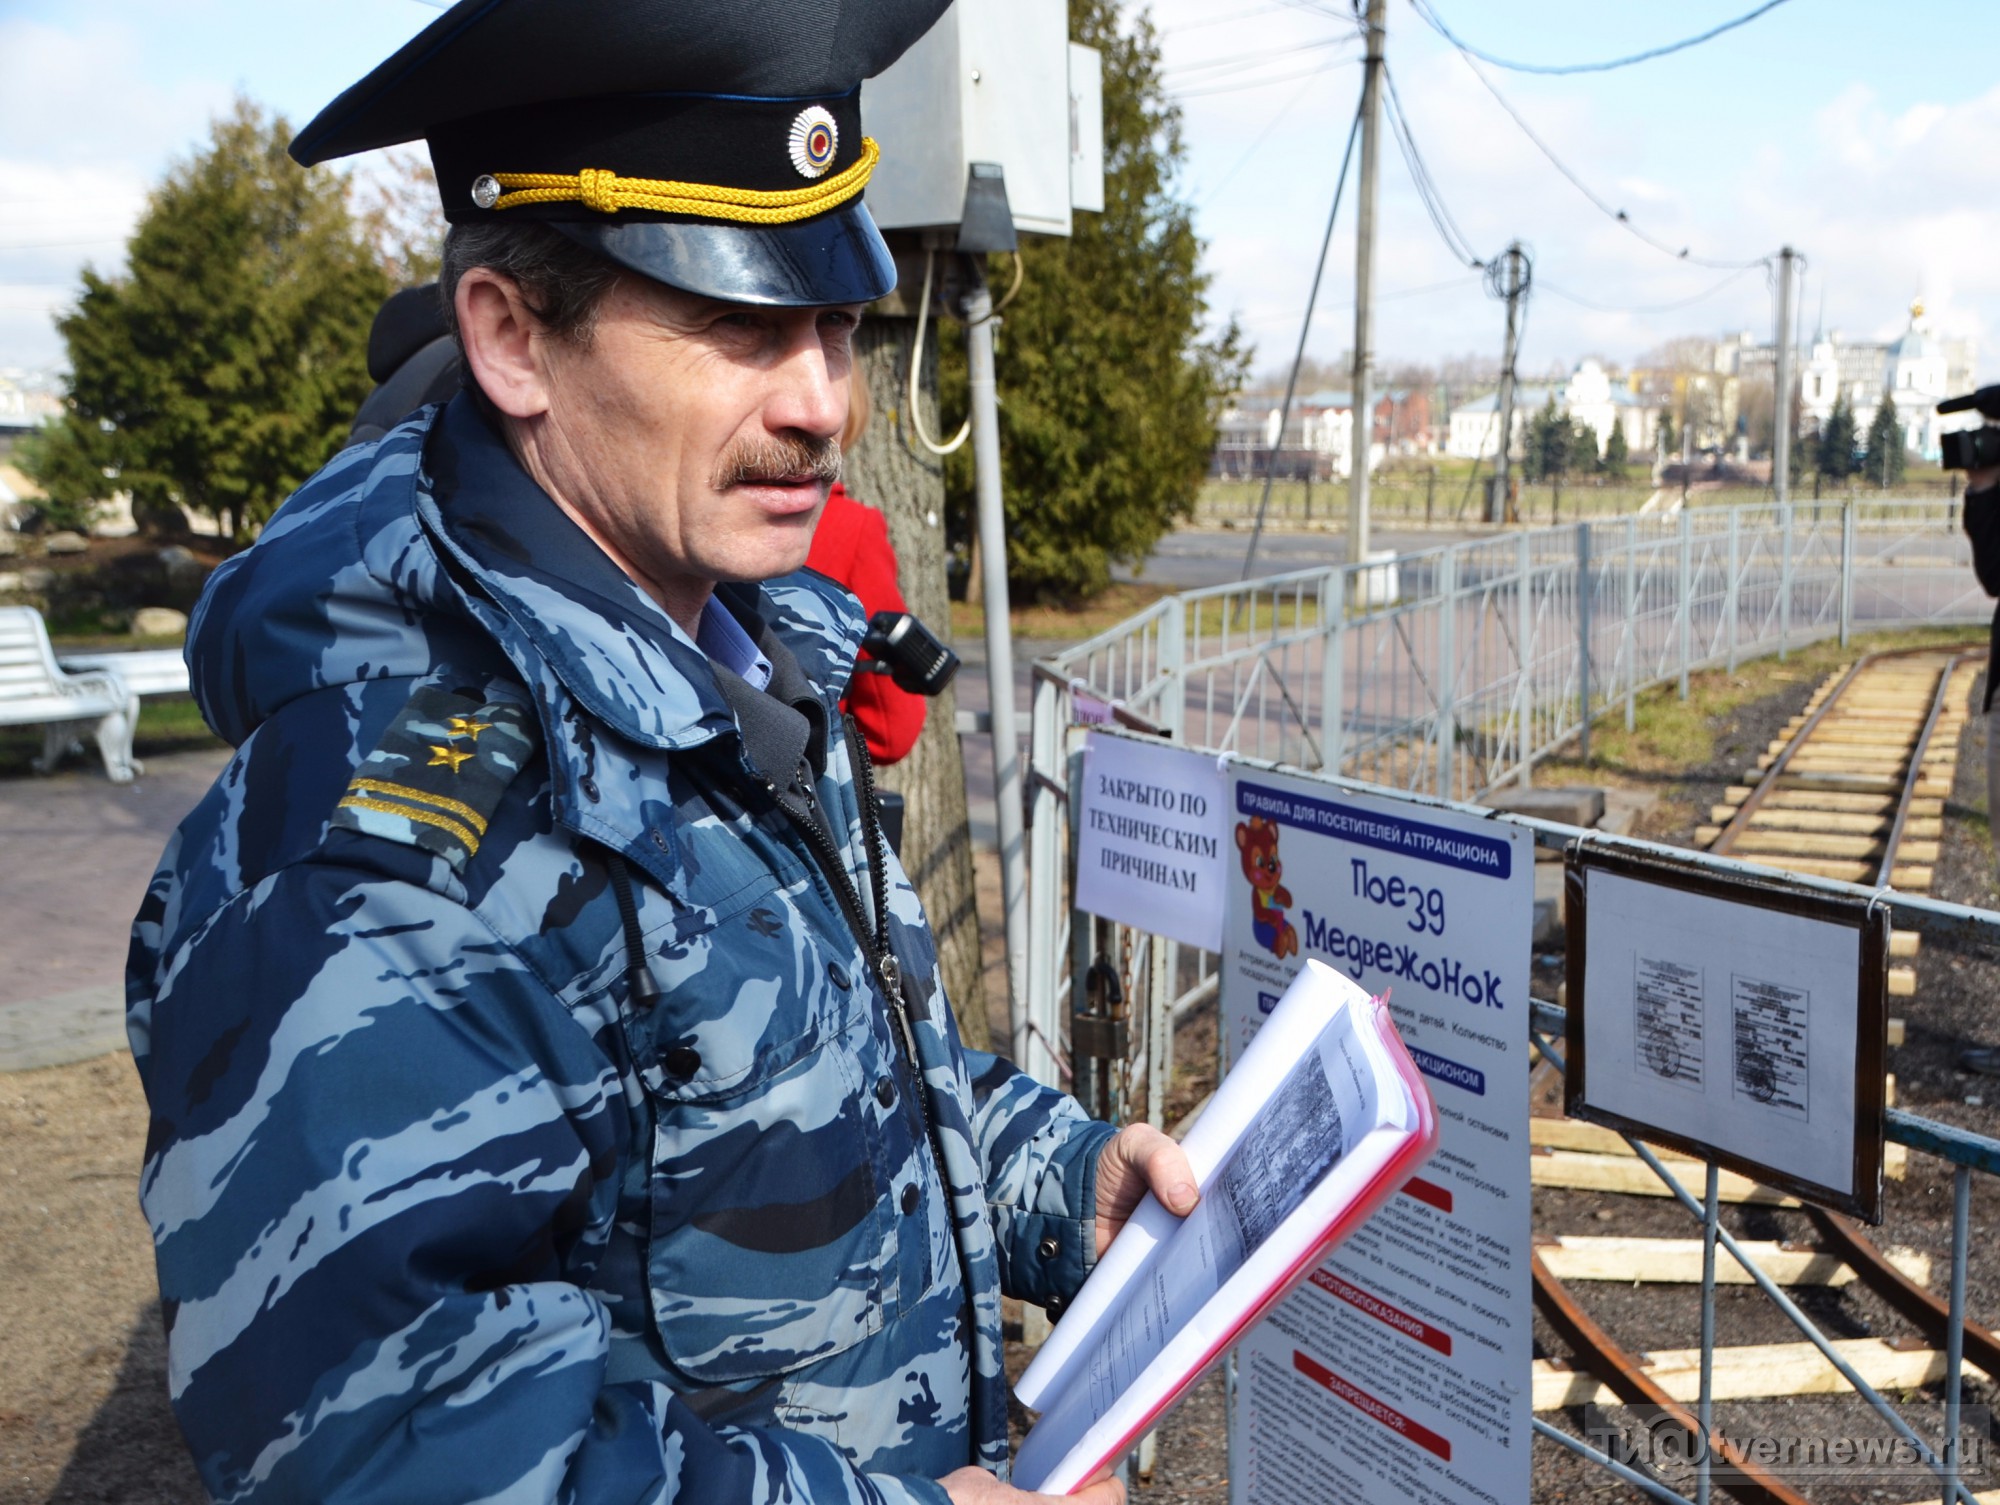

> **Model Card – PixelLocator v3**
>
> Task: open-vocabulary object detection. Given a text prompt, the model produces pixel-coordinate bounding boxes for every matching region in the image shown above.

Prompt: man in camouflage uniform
[125,2,1196,1501]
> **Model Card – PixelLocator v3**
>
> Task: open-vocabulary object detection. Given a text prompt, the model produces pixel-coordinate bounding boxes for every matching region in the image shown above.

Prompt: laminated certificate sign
[1011,961,1438,1495]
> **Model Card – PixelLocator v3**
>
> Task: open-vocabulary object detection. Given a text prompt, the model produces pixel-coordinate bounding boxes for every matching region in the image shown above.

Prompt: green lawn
[1542,624,1980,780]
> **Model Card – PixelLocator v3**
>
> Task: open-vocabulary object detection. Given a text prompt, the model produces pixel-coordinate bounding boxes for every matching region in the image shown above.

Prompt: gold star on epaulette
[446,716,493,741]
[428,743,474,774]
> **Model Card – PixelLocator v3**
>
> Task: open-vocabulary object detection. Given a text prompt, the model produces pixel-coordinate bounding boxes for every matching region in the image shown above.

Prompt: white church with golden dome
[1796,299,1976,461]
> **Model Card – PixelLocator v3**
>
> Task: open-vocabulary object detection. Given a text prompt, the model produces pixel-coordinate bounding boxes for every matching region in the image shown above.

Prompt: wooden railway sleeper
[1532,1255,1817,1505]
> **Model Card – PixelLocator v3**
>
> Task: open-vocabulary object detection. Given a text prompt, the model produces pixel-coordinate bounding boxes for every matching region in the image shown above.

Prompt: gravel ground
[5,668,1994,1504]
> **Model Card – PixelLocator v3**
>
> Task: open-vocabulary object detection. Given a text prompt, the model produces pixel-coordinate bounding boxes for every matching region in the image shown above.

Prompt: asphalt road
[1114,524,1487,590]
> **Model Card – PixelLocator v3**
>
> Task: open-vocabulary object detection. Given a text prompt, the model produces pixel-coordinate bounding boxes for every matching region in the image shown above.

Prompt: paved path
[0,747,230,1071]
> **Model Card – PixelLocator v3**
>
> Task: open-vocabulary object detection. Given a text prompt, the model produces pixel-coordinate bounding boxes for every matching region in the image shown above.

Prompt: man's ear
[455,269,552,420]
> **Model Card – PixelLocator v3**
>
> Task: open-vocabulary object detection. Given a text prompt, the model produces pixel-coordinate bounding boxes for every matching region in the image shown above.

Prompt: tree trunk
[845,315,989,1052]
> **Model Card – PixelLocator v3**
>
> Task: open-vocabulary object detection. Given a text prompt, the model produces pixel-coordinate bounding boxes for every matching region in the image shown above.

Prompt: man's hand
[1094,1122,1199,1259]
[1967,464,2000,495]
[940,1467,1124,1504]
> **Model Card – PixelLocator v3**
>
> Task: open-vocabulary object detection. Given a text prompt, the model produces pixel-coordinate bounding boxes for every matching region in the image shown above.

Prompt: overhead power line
[1380,63,1482,269]
[1241,89,1366,584]
[1538,263,1766,315]
[1173,55,1354,99]
[1406,0,1767,272]
[1162,33,1353,78]
[1411,0,1794,76]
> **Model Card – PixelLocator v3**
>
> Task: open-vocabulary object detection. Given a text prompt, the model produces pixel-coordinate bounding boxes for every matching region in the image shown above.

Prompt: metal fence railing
[1025,499,1985,1083]
[1016,496,1998,1499]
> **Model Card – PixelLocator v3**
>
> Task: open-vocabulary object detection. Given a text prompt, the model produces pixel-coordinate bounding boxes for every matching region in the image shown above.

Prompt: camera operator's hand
[1969,464,2000,496]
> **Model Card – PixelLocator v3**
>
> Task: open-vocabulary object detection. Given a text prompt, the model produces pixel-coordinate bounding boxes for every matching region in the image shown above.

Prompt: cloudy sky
[4,0,1997,384]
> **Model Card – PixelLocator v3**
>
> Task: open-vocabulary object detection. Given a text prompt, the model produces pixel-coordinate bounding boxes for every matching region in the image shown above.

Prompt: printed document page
[1013,961,1430,1494]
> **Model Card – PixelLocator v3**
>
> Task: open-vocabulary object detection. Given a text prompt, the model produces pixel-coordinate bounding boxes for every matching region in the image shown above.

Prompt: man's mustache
[714,434,843,489]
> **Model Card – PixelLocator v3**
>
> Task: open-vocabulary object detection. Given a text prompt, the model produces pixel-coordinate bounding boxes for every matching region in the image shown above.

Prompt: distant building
[1446,360,1658,461]
[1723,302,1976,462]
[0,369,61,444]
[1212,387,1435,479]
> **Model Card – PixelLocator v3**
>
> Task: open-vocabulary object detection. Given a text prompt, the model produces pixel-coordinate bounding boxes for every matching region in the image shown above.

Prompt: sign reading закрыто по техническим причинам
[1072,732,1228,952]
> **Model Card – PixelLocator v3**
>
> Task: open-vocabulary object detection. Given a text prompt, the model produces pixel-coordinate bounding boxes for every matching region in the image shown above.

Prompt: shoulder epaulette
[330,684,536,871]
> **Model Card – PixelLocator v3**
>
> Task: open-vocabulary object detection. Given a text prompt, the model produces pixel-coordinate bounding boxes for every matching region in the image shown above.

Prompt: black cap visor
[554,199,895,308]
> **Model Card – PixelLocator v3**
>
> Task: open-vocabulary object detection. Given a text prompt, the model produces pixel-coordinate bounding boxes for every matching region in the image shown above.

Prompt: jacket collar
[410,396,863,860]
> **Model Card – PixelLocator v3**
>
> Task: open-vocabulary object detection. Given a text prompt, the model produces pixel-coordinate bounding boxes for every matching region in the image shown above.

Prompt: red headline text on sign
[1308,1268,1453,1356]
[1292,1350,1452,1461]
[1401,1174,1453,1213]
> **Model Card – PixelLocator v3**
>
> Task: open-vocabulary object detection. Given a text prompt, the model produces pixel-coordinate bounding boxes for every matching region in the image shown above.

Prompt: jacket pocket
[644,1012,891,1383]
[624,889,892,1385]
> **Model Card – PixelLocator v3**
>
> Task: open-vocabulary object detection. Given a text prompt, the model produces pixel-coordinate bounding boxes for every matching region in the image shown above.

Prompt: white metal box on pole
[864,0,1102,238]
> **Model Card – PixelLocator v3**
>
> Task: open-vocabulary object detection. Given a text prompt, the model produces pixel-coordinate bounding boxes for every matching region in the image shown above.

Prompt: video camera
[1936,385,2000,470]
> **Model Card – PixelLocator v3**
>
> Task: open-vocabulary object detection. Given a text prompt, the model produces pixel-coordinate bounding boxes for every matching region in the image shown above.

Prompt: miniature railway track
[1532,646,1987,1503]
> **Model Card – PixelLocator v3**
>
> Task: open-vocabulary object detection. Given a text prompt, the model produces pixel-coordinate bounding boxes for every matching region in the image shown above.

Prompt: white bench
[0,606,142,782]
[56,648,191,698]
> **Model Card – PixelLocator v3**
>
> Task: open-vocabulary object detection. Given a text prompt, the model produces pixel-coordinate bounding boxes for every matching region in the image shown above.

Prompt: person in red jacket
[810,373,928,764]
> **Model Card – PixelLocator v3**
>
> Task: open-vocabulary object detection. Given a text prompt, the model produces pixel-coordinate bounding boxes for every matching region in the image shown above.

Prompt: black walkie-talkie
[860,611,959,698]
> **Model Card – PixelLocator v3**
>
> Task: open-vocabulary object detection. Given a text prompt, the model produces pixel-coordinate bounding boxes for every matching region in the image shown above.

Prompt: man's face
[526,275,859,617]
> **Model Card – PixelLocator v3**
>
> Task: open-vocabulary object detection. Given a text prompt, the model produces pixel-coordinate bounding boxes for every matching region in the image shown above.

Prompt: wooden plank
[1889,930,1919,958]
[1531,1150,1798,1204]
[1531,1120,1904,1180]
[1778,772,1903,793]
[1747,810,1893,836]
[1534,1234,1931,1288]
[1889,1016,1906,1047]
[1729,831,1886,859]
[1764,790,1904,813]
[1532,1337,1988,1411]
[1530,1119,1700,1161]
[1888,967,1916,998]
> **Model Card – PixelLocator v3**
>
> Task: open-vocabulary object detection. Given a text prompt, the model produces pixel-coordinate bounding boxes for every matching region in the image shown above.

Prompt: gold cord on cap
[487,138,879,224]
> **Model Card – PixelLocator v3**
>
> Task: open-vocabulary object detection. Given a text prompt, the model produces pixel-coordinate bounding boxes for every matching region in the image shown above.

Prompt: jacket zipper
[760,740,929,1136]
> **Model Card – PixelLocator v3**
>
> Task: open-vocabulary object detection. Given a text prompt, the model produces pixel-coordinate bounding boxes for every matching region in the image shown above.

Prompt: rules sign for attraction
[1221,769,1532,1505]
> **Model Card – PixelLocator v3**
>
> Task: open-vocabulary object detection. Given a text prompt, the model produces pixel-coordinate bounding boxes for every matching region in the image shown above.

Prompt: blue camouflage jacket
[127,395,1116,1505]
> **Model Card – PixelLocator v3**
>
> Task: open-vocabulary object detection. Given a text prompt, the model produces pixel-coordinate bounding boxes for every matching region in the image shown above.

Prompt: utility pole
[1488,243,1529,524]
[1346,0,1386,566]
[1773,245,1797,506]
[963,272,1035,1080]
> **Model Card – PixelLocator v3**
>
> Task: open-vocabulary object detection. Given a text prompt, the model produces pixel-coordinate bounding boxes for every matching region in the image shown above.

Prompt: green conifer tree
[29,98,389,540]
[1862,393,1906,488]
[1817,393,1860,481]
[1603,421,1630,477]
[938,0,1247,599]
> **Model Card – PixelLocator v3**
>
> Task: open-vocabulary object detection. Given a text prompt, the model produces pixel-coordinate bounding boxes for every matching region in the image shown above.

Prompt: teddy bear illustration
[1235,816,1298,959]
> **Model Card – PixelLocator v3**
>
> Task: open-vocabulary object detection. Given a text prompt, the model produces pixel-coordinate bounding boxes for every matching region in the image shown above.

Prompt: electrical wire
[1241,90,1365,583]
[969,251,1024,324]
[1538,262,1765,315]
[1407,0,1768,272]
[1172,55,1356,99]
[1161,33,1354,79]
[1162,1,1300,34]
[907,249,970,456]
[1381,63,1482,269]
[1412,0,1793,76]
[1197,60,1345,206]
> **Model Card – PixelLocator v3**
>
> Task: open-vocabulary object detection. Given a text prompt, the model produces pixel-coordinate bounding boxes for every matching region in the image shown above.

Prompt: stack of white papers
[1013,960,1438,1495]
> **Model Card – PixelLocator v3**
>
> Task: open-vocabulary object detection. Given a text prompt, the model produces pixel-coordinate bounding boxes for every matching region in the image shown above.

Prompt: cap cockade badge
[788,106,839,180]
